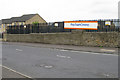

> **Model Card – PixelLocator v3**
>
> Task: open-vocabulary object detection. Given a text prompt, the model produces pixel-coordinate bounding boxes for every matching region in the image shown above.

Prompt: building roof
[2,14,37,24]
[2,19,12,24]
[20,14,36,21]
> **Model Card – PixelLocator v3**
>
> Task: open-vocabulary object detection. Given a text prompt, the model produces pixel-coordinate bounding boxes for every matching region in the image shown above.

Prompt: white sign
[54,23,58,27]
[24,26,27,28]
[105,21,111,26]
[64,21,98,30]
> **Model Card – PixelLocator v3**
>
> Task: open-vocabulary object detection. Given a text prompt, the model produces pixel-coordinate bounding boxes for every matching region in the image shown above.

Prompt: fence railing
[6,20,120,34]
[6,22,71,34]
[85,26,120,32]
[0,33,2,38]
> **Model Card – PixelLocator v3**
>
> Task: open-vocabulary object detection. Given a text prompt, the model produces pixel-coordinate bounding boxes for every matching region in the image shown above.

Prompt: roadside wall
[4,31,119,47]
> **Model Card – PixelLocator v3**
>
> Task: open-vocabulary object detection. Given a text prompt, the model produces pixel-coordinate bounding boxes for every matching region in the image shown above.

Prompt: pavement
[2,66,26,78]
[2,42,118,54]
[2,42,118,78]
[1,62,34,79]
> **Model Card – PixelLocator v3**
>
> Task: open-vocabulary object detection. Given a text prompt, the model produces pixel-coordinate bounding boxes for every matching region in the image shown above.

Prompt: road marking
[70,51,79,53]
[100,49,116,52]
[60,49,117,56]
[60,50,69,52]
[88,53,100,55]
[81,52,117,56]
[44,66,53,69]
[57,55,71,58]
[59,49,117,56]
[16,49,23,51]
[0,65,32,79]
[103,73,110,78]
[101,54,117,56]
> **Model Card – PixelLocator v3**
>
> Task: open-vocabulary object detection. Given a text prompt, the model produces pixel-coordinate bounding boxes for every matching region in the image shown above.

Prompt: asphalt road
[2,43,118,78]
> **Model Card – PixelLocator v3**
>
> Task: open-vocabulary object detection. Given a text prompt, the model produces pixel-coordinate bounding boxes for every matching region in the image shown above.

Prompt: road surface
[2,42,118,78]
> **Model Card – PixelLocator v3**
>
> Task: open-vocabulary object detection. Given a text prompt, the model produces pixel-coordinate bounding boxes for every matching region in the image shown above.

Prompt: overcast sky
[0,0,119,22]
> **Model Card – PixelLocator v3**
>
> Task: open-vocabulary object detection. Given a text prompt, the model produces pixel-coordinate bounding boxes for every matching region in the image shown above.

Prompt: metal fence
[86,19,120,32]
[6,19,120,34]
[0,33,2,38]
[7,22,71,34]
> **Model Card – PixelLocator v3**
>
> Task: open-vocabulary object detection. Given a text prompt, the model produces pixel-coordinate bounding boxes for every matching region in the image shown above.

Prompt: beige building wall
[12,22,25,26]
[0,24,3,33]
[4,24,7,32]
[2,24,11,32]
[0,24,6,33]
[1,24,4,33]
[0,25,2,33]
[25,14,46,24]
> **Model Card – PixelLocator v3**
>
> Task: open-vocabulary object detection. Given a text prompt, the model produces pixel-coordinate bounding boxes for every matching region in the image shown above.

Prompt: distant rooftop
[2,14,37,24]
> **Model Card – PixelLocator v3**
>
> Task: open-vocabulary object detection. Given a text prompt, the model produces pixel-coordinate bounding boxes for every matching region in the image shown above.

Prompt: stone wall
[4,31,119,48]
